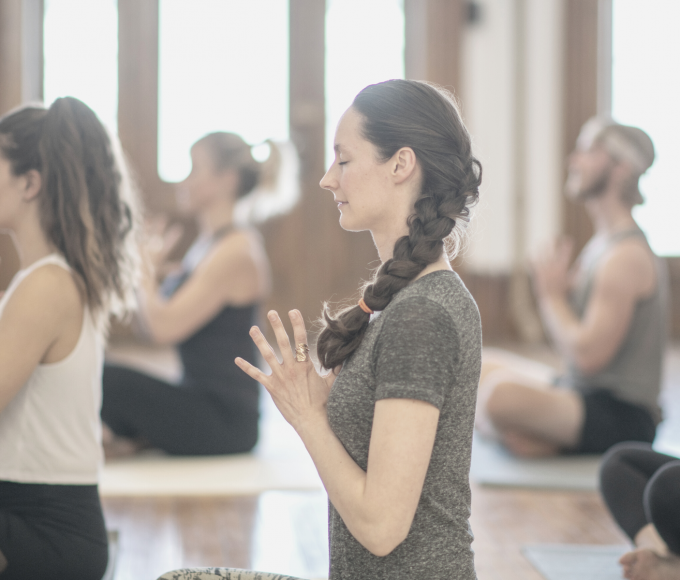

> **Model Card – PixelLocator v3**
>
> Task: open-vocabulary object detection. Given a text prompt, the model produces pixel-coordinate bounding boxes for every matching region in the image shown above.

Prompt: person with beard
[476,117,668,457]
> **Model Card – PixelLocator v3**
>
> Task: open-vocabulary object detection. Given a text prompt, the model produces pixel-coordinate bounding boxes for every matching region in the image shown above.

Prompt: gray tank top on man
[558,228,668,423]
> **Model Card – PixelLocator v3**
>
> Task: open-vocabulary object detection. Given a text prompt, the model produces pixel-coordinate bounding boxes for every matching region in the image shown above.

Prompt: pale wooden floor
[102,342,680,580]
[102,484,630,580]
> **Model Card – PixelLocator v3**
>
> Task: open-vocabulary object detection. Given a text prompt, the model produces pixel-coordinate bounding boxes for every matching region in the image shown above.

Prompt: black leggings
[600,442,680,555]
[101,364,259,456]
[0,481,108,580]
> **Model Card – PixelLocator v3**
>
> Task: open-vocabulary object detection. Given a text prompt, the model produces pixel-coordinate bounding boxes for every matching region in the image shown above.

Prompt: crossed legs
[476,349,584,457]
[600,443,680,579]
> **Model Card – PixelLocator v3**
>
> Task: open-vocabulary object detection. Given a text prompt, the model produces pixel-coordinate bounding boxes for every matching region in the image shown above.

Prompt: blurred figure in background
[101,133,298,457]
[600,442,680,580]
[477,118,668,457]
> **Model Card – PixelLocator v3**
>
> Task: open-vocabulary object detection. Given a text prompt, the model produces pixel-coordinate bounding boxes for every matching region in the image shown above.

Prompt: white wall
[460,0,564,273]
[460,0,516,273]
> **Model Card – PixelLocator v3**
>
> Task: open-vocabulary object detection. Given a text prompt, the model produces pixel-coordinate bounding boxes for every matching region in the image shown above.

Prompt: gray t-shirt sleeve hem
[375,382,444,409]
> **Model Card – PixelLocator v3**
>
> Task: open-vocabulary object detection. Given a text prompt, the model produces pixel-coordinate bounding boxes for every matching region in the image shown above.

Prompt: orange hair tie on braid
[358,298,374,315]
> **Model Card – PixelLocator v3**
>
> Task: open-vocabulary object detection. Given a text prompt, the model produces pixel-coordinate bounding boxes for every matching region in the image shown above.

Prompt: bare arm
[235,310,440,557]
[0,266,82,412]
[299,397,439,556]
[140,231,268,345]
[534,238,656,374]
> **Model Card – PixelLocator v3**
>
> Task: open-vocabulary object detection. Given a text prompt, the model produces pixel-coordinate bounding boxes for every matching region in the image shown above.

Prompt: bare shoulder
[194,228,270,303]
[206,228,265,270]
[598,236,657,297]
[2,264,82,325]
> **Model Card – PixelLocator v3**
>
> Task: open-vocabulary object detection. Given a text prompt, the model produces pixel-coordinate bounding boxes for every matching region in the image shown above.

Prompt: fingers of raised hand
[266,310,296,365]
[234,356,271,387]
[248,325,282,371]
[288,310,310,363]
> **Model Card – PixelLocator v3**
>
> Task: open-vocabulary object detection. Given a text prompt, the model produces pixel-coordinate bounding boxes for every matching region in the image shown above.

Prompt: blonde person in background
[477,118,668,457]
[0,98,139,579]
[101,133,298,457]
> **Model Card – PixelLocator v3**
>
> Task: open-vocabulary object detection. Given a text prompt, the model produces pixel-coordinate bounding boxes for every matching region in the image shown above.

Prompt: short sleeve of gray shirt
[374,297,458,410]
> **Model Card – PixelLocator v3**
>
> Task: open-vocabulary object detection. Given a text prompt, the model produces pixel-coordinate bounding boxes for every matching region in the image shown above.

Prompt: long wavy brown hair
[316,80,482,371]
[0,97,140,326]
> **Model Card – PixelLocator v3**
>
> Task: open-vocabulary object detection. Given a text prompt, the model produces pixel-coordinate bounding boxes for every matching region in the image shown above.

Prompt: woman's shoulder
[196,227,270,303]
[0,261,82,331]
[209,227,265,262]
[376,270,480,338]
[395,270,478,314]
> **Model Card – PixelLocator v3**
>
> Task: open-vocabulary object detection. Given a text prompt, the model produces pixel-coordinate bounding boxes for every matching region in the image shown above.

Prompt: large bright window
[325,0,405,168]
[158,0,289,183]
[612,0,680,256]
[43,0,118,133]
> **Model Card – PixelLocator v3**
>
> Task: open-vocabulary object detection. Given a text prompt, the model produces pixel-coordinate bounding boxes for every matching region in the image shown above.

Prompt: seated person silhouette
[102,133,296,457]
[476,118,668,457]
[600,442,680,580]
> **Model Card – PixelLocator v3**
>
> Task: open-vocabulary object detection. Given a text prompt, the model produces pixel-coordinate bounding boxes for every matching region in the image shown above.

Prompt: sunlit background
[612,0,680,256]
[42,0,680,256]
[324,0,404,168]
[158,0,289,182]
[43,0,118,132]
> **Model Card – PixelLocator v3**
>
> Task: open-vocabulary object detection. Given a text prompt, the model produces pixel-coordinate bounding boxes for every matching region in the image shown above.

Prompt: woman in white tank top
[0,97,139,579]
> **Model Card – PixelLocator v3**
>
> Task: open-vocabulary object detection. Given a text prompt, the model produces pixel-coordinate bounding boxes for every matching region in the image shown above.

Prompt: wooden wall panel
[0,0,28,289]
[404,0,464,93]
[0,0,23,115]
[562,0,599,255]
[262,0,377,335]
[117,0,174,213]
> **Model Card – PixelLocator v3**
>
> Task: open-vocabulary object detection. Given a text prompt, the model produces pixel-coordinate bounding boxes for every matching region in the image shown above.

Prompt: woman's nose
[319,166,336,191]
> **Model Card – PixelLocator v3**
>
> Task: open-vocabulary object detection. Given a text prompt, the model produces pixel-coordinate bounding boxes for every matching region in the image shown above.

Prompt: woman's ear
[21,169,42,202]
[391,147,418,184]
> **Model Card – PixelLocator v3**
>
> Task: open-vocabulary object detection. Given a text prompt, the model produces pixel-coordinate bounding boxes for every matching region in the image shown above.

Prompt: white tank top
[0,254,104,484]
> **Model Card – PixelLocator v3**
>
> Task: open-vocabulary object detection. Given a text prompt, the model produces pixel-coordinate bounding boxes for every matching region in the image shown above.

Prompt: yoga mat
[100,451,323,497]
[470,434,602,490]
[100,390,324,497]
[522,544,629,580]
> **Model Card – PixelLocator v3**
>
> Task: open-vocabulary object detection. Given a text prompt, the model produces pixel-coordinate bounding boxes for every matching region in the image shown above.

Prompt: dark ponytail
[194,132,300,224]
[316,80,482,371]
[194,132,263,198]
[0,97,140,325]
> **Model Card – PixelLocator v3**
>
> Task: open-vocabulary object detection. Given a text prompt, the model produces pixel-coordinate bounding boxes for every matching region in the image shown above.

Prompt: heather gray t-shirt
[326,270,482,580]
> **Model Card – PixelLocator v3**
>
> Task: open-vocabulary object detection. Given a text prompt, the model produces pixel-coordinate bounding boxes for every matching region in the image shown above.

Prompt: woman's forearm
[296,411,405,556]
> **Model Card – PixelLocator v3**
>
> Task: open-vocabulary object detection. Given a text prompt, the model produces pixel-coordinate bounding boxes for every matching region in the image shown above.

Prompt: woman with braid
[236,79,482,579]
[0,98,139,578]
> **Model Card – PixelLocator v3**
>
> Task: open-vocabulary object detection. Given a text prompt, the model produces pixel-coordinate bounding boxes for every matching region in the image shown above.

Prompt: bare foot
[102,423,145,460]
[620,549,680,580]
[501,430,560,458]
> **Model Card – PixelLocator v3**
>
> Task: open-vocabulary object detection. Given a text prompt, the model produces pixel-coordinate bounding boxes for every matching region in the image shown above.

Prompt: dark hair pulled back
[194,132,266,198]
[316,80,482,370]
[0,97,139,323]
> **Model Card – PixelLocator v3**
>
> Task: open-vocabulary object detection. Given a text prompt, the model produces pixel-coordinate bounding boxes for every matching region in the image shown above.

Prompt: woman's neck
[371,229,452,279]
[11,211,55,268]
[198,199,236,236]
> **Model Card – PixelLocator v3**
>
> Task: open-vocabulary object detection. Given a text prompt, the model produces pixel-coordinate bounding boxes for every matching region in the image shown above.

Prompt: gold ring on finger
[295,343,310,363]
